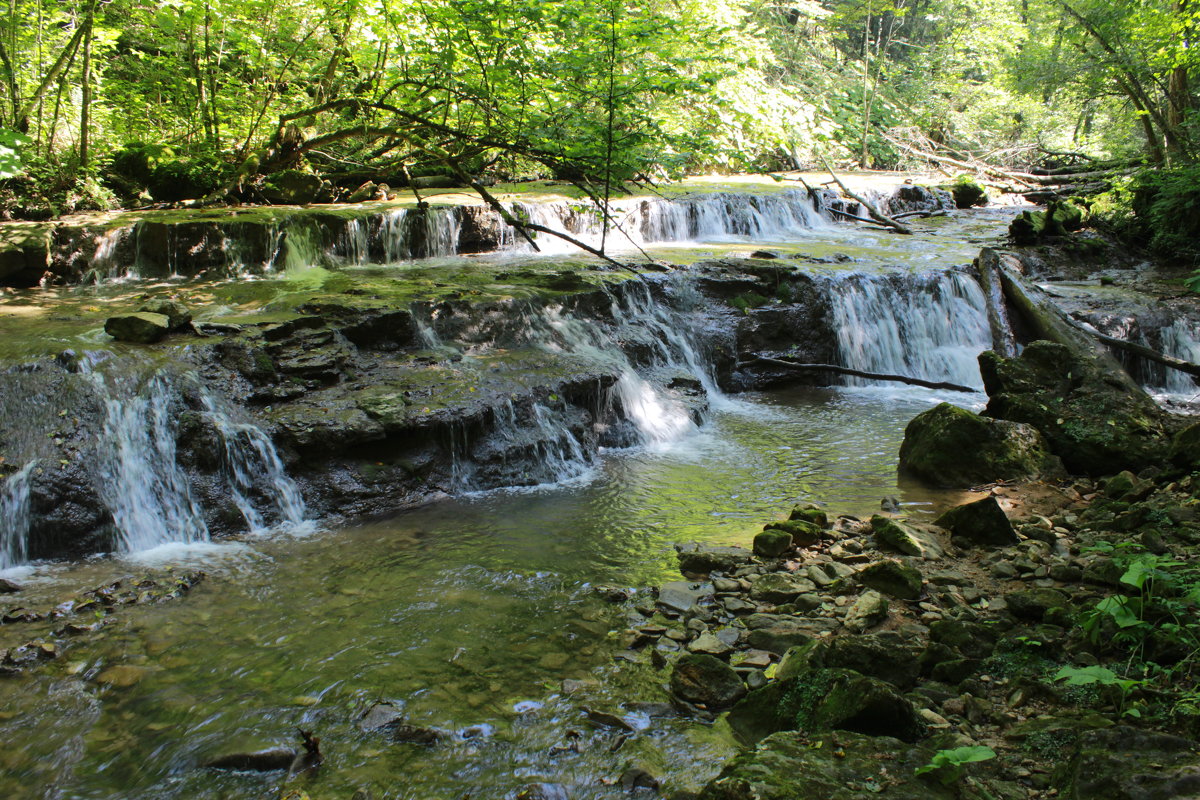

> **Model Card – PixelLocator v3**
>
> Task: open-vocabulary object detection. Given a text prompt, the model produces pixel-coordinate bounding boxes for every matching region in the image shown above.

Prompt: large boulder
[872,515,945,559]
[669,654,746,709]
[105,312,172,343]
[726,667,926,746]
[859,560,923,600]
[1054,726,1200,800]
[898,402,1061,488]
[980,341,1172,475]
[935,496,1019,548]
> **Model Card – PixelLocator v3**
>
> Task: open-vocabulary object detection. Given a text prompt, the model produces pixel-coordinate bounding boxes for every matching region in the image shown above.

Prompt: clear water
[0,386,979,800]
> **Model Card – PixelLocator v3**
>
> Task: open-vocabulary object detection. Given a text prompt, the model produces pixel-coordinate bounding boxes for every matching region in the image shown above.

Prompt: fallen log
[820,158,913,235]
[1065,318,1200,380]
[827,207,893,228]
[752,356,977,393]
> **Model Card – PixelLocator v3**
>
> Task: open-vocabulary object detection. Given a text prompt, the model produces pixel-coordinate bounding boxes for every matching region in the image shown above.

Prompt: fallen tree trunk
[820,158,913,235]
[752,356,977,393]
[827,207,893,228]
[1066,318,1200,380]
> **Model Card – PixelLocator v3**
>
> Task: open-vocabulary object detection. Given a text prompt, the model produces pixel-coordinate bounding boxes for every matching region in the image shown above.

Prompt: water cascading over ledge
[29,189,833,285]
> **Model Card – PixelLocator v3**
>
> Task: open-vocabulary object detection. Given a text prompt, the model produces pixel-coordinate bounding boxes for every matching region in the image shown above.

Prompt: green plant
[0,129,31,179]
[1055,665,1145,717]
[914,745,996,785]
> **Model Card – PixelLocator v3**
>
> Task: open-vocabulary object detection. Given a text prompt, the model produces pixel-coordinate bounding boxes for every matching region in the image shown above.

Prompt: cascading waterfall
[827,270,992,389]
[0,461,36,570]
[87,367,310,555]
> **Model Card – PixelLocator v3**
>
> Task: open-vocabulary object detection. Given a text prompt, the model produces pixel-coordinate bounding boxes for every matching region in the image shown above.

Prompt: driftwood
[1065,318,1200,380]
[821,157,914,235]
[753,356,977,393]
[827,207,893,228]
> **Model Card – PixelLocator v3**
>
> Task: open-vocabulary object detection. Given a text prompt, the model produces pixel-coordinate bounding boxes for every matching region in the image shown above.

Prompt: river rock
[676,543,755,575]
[688,632,734,658]
[749,573,817,604]
[859,560,923,600]
[753,528,792,558]
[871,515,944,559]
[898,402,1061,487]
[980,341,1171,475]
[929,618,999,660]
[935,496,1019,547]
[358,701,405,732]
[203,747,296,772]
[137,298,192,329]
[699,730,961,800]
[843,589,888,632]
[744,619,815,655]
[762,519,822,547]
[1055,726,1200,800]
[670,653,746,709]
[0,578,21,593]
[1005,587,1070,621]
[657,581,712,614]
[105,312,172,344]
[726,667,927,746]
[788,503,828,528]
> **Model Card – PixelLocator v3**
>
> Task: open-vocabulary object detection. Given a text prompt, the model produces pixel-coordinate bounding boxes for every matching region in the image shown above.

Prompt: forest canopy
[0,0,1194,217]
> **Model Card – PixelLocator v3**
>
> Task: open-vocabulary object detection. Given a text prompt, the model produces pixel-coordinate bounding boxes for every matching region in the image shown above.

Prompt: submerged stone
[898,402,1061,488]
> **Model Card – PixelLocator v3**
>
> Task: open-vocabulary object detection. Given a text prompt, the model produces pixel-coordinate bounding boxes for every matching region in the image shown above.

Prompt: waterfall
[87,366,310,555]
[94,374,211,553]
[0,461,36,570]
[827,270,992,389]
[1152,320,1200,396]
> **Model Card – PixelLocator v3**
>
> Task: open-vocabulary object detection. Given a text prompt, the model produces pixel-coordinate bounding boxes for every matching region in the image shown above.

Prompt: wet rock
[137,299,192,329]
[699,730,960,800]
[1005,588,1070,622]
[513,784,570,800]
[104,312,172,344]
[676,543,755,575]
[388,724,447,744]
[688,632,734,658]
[843,590,888,632]
[1055,725,1200,800]
[899,402,1061,488]
[980,341,1171,475]
[935,496,1019,548]
[929,619,999,660]
[203,747,296,772]
[752,528,792,558]
[0,578,21,593]
[748,573,817,604]
[788,503,828,528]
[670,654,747,709]
[859,560,923,600]
[621,767,661,792]
[871,515,944,559]
[357,701,405,732]
[584,707,635,732]
[726,667,927,746]
[657,581,712,614]
[762,519,822,547]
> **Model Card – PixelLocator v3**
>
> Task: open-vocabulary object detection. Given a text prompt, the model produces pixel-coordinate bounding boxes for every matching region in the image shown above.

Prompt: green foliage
[729,292,770,314]
[1094,168,1200,268]
[914,745,996,785]
[1054,665,1145,716]
[0,129,31,180]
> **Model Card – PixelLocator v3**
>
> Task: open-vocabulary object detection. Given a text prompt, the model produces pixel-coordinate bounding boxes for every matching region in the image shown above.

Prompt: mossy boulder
[137,299,192,329]
[1005,588,1070,622]
[104,312,172,343]
[935,496,1019,548]
[785,632,924,689]
[699,731,968,800]
[859,560,924,600]
[980,341,1172,475]
[726,667,927,746]
[949,176,988,208]
[753,528,793,558]
[898,402,1061,488]
[1054,726,1200,800]
[676,543,755,575]
[669,654,746,709]
[1009,198,1086,244]
[871,515,944,559]
[262,170,327,205]
[788,503,828,528]
[1169,421,1200,470]
[762,519,822,547]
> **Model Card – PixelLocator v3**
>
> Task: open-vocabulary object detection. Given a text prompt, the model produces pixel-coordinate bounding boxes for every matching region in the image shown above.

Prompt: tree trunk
[78,7,94,169]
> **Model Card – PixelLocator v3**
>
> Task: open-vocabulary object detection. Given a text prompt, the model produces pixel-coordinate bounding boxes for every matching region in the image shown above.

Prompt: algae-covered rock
[748,573,817,604]
[137,299,192,329]
[1054,725,1200,800]
[753,528,792,558]
[935,496,1019,547]
[105,312,172,343]
[725,667,926,746]
[788,503,828,528]
[262,170,326,205]
[762,519,822,547]
[1005,587,1070,621]
[699,730,963,800]
[871,515,944,559]
[859,560,923,600]
[949,177,988,208]
[899,402,1061,488]
[676,543,755,575]
[981,341,1171,475]
[669,654,746,709]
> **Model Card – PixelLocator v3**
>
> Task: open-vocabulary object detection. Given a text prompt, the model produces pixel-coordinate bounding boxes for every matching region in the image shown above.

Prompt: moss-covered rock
[749,573,817,604]
[898,402,1061,488]
[700,730,966,800]
[262,170,327,205]
[980,341,1172,475]
[935,496,1019,548]
[1005,588,1070,622]
[872,515,945,559]
[137,298,192,329]
[726,667,927,746]
[788,503,828,528]
[762,519,822,547]
[859,560,924,600]
[104,312,172,343]
[948,176,988,208]
[753,528,793,558]
[669,654,746,709]
[1054,725,1200,800]
[676,543,755,575]
[843,589,889,632]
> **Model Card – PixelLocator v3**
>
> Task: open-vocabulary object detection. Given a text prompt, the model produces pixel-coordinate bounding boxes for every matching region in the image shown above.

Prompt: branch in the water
[827,207,892,228]
[1066,318,1200,379]
[753,356,977,393]
[820,157,914,235]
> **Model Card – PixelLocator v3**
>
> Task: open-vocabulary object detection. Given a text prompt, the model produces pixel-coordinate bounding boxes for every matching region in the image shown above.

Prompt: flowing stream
[0,194,1019,799]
